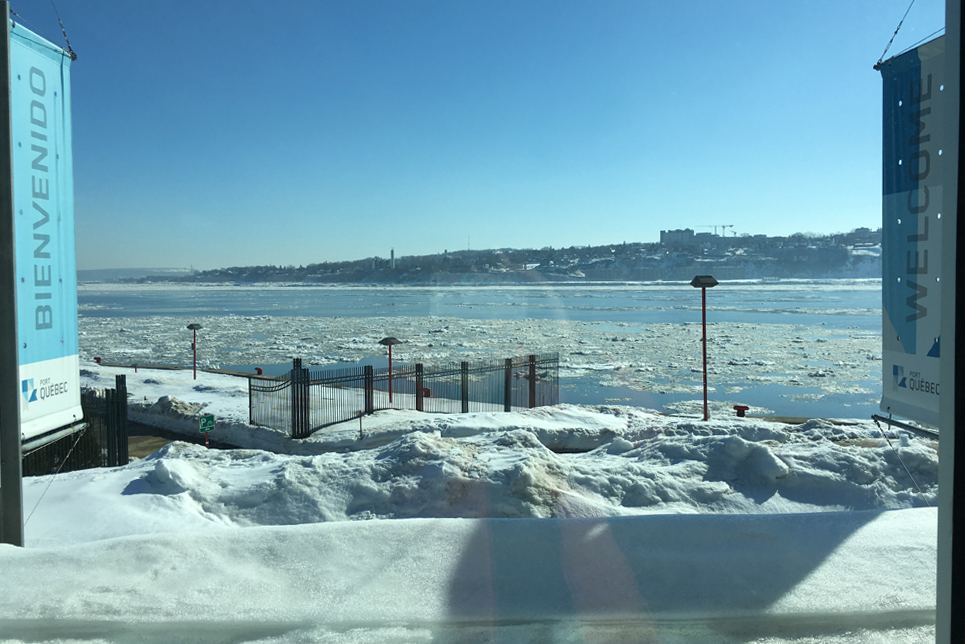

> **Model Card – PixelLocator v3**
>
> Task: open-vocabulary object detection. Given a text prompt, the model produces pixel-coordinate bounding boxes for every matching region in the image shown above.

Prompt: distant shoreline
[78,276,885,288]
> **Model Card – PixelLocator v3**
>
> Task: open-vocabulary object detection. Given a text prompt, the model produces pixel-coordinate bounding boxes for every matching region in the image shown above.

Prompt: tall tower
[390,248,395,270]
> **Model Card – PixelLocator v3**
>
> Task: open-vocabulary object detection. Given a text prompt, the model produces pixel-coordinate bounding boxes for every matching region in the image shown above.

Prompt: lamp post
[187,323,202,380]
[690,275,718,421]
[378,337,403,404]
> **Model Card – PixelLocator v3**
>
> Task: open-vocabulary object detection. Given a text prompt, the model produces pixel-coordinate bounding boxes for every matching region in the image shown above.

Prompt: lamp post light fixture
[187,323,202,380]
[378,337,403,404]
[690,275,718,421]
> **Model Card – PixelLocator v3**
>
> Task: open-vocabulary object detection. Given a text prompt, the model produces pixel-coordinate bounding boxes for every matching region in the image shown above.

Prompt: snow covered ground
[0,363,939,643]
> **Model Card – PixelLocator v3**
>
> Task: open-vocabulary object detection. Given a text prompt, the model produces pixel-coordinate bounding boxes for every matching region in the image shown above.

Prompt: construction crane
[698,225,735,236]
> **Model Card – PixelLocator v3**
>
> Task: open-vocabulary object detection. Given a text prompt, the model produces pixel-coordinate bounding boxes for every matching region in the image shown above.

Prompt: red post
[388,344,393,404]
[701,286,709,421]
[192,328,198,380]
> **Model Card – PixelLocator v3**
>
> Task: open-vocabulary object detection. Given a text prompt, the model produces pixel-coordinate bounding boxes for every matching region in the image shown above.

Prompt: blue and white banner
[10,21,81,440]
[879,36,945,427]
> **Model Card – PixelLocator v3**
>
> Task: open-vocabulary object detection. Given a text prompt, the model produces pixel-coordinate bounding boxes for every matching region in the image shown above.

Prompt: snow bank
[25,424,937,546]
[6,361,931,642]
[0,510,936,643]
[71,363,939,529]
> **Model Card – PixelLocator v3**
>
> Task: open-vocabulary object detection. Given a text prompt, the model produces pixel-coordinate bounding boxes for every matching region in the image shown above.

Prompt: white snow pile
[79,364,938,520]
[21,412,938,542]
[0,362,940,643]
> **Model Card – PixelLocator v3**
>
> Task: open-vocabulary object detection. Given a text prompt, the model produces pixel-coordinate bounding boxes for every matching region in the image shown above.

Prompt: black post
[528,354,537,409]
[0,1,23,546]
[415,363,424,412]
[116,375,128,465]
[105,387,117,466]
[291,358,310,439]
[291,358,299,437]
[701,286,710,421]
[300,360,311,438]
[504,358,513,412]
[461,361,469,413]
[551,353,560,405]
[941,7,965,641]
[364,365,374,415]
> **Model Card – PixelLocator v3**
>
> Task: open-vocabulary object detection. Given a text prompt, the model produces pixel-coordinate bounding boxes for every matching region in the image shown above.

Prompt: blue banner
[10,20,81,440]
[879,36,944,427]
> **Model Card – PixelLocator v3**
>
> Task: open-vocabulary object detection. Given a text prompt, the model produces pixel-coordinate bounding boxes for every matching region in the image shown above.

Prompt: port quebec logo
[893,365,940,396]
[21,378,37,403]
[20,377,70,405]
[893,365,907,390]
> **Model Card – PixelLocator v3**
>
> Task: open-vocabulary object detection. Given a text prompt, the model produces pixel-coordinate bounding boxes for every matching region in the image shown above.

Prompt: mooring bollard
[734,405,749,418]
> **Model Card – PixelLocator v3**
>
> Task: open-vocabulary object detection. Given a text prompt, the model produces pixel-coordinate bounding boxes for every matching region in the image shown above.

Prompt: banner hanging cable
[876,0,920,70]
[48,0,76,60]
[8,6,76,61]
[900,27,948,58]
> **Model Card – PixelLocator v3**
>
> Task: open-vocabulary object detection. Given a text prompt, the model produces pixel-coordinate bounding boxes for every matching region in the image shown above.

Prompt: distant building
[846,227,881,245]
[660,228,695,246]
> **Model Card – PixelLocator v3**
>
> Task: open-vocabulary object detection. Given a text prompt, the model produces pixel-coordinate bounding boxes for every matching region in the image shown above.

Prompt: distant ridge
[147,230,881,285]
[78,268,193,283]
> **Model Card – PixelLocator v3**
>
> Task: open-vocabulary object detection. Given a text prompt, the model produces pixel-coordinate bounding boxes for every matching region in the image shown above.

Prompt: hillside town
[122,228,882,284]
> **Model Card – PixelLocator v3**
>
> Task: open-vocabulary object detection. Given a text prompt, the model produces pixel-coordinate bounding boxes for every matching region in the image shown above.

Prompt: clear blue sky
[12,0,946,270]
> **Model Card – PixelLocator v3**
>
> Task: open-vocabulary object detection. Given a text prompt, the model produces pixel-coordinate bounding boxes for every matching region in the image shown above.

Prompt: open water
[79,279,879,327]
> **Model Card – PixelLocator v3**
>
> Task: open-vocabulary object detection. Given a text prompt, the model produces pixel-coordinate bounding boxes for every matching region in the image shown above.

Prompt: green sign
[199,414,215,433]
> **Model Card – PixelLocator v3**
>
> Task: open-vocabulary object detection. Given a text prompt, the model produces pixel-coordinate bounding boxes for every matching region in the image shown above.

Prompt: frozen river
[78,279,883,419]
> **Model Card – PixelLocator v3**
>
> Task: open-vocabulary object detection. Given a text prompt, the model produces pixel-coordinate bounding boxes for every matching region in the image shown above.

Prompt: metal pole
[504,357,512,412]
[0,0,24,547]
[192,328,197,380]
[388,344,393,404]
[117,375,128,464]
[290,358,299,437]
[528,354,537,409]
[106,388,116,465]
[702,286,709,421]
[415,363,423,412]
[938,2,964,640]
[364,365,374,415]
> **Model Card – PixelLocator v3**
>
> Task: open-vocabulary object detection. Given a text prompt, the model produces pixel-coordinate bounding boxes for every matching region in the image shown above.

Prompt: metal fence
[22,376,129,477]
[250,353,559,438]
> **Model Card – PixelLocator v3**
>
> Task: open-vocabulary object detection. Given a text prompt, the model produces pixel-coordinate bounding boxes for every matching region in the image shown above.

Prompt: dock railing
[249,353,559,438]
